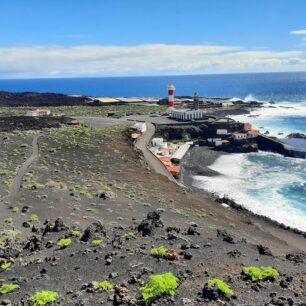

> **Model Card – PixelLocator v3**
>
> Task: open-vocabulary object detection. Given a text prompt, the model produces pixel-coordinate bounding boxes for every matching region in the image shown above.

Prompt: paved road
[9,135,40,197]
[78,117,127,128]
[135,123,177,183]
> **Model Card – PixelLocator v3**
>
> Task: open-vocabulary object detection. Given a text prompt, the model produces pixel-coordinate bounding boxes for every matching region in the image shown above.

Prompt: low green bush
[1,262,11,271]
[31,290,58,306]
[30,214,39,222]
[71,230,81,237]
[208,279,234,296]
[92,239,103,246]
[26,183,45,189]
[128,191,136,199]
[229,223,236,229]
[11,207,20,213]
[4,217,13,225]
[79,190,92,198]
[57,238,72,248]
[140,272,178,303]
[242,266,279,282]
[150,246,168,258]
[95,281,114,291]
[124,232,136,239]
[0,283,20,294]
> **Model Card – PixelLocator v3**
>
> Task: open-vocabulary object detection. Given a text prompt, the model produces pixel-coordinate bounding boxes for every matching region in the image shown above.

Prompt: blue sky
[0,0,306,78]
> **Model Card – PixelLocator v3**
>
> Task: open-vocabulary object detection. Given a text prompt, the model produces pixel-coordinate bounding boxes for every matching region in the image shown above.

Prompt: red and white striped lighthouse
[168,84,175,108]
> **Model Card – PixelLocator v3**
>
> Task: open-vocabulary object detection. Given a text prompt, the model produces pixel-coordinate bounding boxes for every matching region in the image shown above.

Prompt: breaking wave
[193,152,306,231]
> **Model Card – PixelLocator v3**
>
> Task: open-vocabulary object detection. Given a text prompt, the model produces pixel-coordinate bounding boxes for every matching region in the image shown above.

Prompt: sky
[0,0,306,78]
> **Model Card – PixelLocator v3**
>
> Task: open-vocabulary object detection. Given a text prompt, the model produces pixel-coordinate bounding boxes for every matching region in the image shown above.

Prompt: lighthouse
[168,84,175,108]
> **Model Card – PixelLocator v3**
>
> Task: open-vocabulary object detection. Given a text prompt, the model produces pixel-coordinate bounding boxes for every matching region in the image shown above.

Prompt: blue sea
[0,72,306,230]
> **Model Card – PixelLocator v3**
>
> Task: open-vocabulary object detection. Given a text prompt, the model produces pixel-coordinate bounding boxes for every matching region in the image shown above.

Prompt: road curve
[9,135,40,197]
[135,123,177,183]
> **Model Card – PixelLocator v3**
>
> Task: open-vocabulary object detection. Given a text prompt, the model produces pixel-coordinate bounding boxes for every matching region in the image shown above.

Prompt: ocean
[0,72,306,231]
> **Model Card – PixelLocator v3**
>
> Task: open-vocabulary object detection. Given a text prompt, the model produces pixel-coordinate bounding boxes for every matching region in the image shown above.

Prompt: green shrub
[208,279,234,296]
[4,217,13,225]
[1,262,11,271]
[104,185,111,192]
[128,191,136,199]
[0,283,20,294]
[150,246,168,258]
[57,238,72,248]
[12,207,20,213]
[26,183,45,189]
[79,190,92,198]
[71,230,81,237]
[0,240,5,249]
[30,214,39,222]
[242,266,279,282]
[92,239,103,246]
[31,290,59,306]
[229,223,236,229]
[124,232,136,239]
[1,229,20,242]
[140,272,178,303]
[95,281,114,291]
[196,212,206,219]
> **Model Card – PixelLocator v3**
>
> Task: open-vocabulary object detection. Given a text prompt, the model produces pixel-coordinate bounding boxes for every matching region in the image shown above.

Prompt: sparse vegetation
[31,290,59,306]
[208,279,234,296]
[140,272,178,303]
[57,238,72,248]
[95,281,114,292]
[229,223,236,229]
[4,217,13,225]
[11,207,20,213]
[79,190,92,198]
[151,246,168,258]
[0,283,20,294]
[92,239,103,246]
[242,266,279,282]
[124,232,136,239]
[71,230,81,237]
[1,262,12,271]
[30,214,39,222]
[25,183,45,189]
[128,191,136,199]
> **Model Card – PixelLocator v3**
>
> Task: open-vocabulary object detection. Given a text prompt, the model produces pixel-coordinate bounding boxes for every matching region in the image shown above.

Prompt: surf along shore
[0,93,305,305]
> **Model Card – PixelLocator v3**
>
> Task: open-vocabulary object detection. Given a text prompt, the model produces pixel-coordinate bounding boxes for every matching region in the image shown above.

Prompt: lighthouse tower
[168,84,175,108]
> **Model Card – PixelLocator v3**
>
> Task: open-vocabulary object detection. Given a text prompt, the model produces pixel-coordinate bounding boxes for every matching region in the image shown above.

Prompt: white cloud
[290,30,306,35]
[0,44,305,79]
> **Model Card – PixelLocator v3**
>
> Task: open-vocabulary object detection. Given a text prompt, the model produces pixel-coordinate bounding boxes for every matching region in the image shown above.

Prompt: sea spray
[193,152,306,231]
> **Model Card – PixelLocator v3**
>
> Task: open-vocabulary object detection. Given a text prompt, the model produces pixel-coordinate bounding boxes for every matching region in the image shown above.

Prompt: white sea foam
[229,98,306,136]
[193,152,306,231]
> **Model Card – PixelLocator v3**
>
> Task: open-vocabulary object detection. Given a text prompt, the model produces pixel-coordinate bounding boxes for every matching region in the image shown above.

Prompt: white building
[169,109,206,121]
[151,138,164,147]
[132,122,147,133]
[26,109,51,117]
[216,129,229,135]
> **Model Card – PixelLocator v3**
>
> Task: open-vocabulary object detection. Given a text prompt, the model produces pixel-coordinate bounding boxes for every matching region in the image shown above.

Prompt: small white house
[151,138,164,147]
[216,129,229,135]
[132,122,147,133]
[26,109,51,117]
[233,132,248,140]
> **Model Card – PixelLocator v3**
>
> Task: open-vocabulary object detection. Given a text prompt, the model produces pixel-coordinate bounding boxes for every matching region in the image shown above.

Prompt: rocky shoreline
[180,146,306,239]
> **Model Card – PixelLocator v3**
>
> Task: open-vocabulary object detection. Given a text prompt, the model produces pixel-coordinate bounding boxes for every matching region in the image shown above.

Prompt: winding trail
[9,135,40,197]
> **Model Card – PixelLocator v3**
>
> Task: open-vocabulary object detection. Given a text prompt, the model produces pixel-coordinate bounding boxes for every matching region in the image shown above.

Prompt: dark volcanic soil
[0,116,72,132]
[0,123,306,305]
[0,92,91,107]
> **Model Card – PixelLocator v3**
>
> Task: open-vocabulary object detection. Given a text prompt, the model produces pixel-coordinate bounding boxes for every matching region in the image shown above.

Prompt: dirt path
[9,135,40,197]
